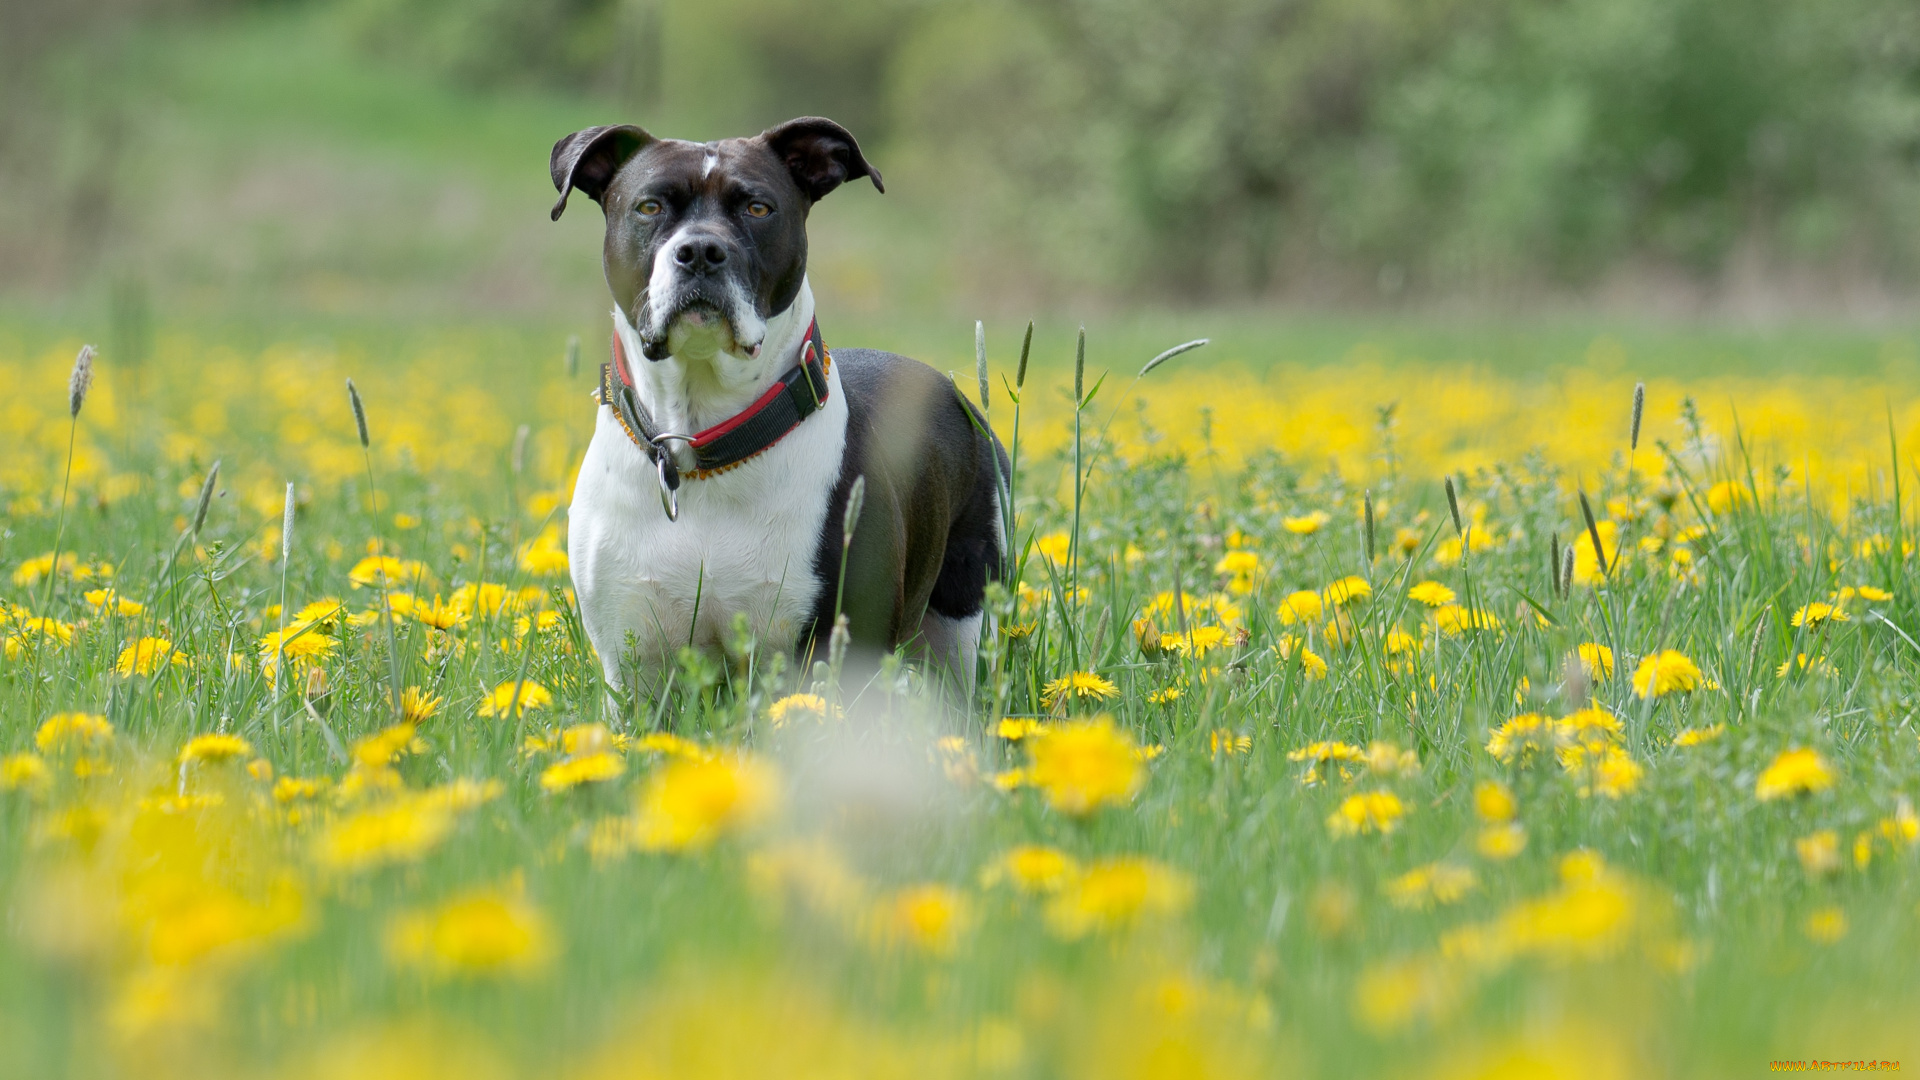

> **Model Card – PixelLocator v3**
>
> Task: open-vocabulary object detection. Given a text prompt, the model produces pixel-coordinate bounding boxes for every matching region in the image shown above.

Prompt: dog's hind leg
[916,609,982,694]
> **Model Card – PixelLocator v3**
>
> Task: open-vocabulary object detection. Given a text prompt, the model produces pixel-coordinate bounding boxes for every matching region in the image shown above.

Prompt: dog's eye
[636,198,664,216]
[746,201,772,219]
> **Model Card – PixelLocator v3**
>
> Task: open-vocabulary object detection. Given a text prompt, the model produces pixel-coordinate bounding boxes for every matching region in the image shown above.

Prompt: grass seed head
[1550,532,1562,597]
[1363,491,1376,563]
[346,378,370,448]
[191,460,221,535]
[1444,477,1462,535]
[281,483,295,562]
[1630,381,1646,451]
[565,333,580,378]
[68,344,95,419]
[1074,325,1086,403]
[1578,490,1607,578]
[1561,544,1576,595]
[843,474,867,542]
[1139,338,1209,379]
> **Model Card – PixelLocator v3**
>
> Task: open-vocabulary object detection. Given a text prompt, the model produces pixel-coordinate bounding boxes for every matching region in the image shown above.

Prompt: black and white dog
[550,117,1006,692]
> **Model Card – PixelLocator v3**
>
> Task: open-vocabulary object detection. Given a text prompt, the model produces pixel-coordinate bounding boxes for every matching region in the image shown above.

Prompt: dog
[550,117,1007,696]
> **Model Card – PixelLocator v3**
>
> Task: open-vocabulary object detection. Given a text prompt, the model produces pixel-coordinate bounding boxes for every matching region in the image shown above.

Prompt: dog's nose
[673,240,728,273]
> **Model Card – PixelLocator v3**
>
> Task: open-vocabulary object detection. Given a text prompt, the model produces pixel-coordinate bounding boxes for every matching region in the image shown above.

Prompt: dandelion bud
[843,474,866,545]
[1444,477,1462,536]
[1629,382,1645,451]
[1016,321,1033,390]
[975,321,989,415]
[281,482,295,562]
[68,344,95,419]
[346,378,370,449]
[565,334,581,378]
[191,460,221,536]
[1578,489,1607,578]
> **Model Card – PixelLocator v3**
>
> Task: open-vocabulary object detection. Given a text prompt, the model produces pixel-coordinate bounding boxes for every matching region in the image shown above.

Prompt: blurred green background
[2,0,1919,349]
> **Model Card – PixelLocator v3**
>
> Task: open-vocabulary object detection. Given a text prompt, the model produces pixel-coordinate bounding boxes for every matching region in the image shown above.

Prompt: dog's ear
[550,125,654,221]
[761,117,885,203]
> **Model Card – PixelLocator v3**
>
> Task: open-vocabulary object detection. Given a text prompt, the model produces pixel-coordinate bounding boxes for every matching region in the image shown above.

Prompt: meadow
[4,316,1920,1078]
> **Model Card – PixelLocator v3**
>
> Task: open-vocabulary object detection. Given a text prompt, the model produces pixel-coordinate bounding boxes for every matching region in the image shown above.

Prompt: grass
[2,311,1919,1077]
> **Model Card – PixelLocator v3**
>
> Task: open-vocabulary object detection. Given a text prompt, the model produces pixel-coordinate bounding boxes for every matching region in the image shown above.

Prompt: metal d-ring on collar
[647,431,696,521]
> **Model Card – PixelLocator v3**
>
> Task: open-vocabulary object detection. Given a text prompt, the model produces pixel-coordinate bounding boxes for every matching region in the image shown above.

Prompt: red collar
[600,318,832,481]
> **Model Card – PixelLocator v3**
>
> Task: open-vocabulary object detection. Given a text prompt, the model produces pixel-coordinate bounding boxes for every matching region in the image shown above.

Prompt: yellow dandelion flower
[1854,585,1893,602]
[1877,797,1918,847]
[516,530,570,576]
[1274,635,1329,679]
[116,637,181,676]
[389,593,467,630]
[1705,480,1751,514]
[540,751,625,792]
[35,713,114,754]
[1474,780,1516,823]
[387,890,554,978]
[400,686,444,724]
[995,717,1046,741]
[1575,642,1614,679]
[1755,747,1834,801]
[1559,743,1643,799]
[11,552,78,587]
[632,753,779,852]
[1324,575,1371,606]
[980,845,1079,894]
[1364,741,1419,777]
[179,733,254,765]
[1282,511,1331,535]
[1209,729,1252,756]
[1327,790,1406,837]
[1672,723,1727,748]
[1034,531,1072,564]
[347,554,429,589]
[766,693,835,728]
[82,588,143,617]
[1040,670,1119,709]
[1632,649,1704,699]
[871,884,971,956]
[1024,717,1146,816]
[1795,830,1841,877]
[1558,707,1622,747]
[1,753,51,793]
[1486,713,1561,763]
[1387,863,1478,909]
[1147,686,1183,705]
[1803,906,1848,944]
[478,680,552,717]
[1790,602,1848,628]
[1043,856,1194,938]
[1476,823,1528,860]
[1433,604,1501,635]
[1276,590,1324,626]
[1776,653,1837,678]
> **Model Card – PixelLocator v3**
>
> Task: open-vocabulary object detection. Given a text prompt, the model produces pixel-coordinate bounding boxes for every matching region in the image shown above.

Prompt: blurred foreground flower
[1023,717,1145,816]
[1755,747,1834,801]
[388,889,554,978]
[625,753,779,853]
[1044,856,1195,938]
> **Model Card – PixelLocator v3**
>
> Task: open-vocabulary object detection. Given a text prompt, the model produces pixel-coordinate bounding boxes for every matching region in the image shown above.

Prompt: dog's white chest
[568,368,846,679]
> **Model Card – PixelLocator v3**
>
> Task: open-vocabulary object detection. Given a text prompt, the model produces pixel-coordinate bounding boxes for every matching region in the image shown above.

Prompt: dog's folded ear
[762,117,885,203]
[550,125,654,221]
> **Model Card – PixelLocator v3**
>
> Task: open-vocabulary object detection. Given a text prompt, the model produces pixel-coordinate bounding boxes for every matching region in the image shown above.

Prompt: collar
[598,317,831,487]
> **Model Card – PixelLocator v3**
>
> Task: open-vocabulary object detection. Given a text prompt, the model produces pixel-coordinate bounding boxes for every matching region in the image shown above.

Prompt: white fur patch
[570,279,844,689]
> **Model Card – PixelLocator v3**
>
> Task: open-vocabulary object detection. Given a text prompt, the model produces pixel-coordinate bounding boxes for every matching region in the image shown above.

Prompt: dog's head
[550,118,882,362]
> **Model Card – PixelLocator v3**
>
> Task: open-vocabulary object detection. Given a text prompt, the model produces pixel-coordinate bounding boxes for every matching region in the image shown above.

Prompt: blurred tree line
[315,0,1920,298]
[6,0,1920,303]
